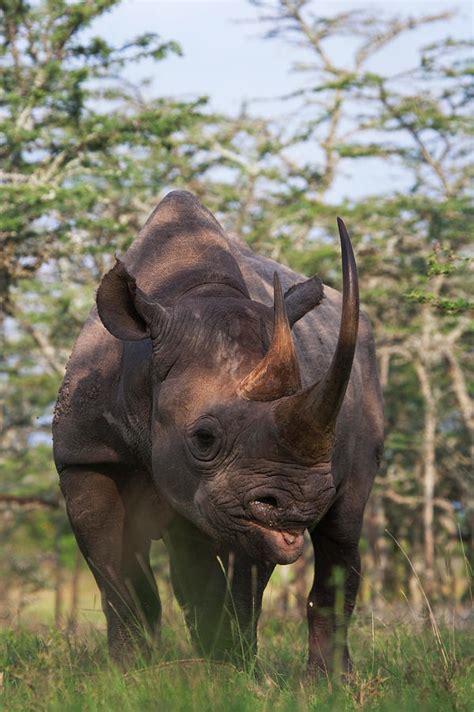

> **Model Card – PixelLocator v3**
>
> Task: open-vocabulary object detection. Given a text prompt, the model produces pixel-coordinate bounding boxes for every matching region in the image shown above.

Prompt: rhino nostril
[254,496,278,509]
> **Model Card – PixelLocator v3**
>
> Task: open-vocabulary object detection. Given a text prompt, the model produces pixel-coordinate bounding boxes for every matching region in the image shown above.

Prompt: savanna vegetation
[0,1,472,709]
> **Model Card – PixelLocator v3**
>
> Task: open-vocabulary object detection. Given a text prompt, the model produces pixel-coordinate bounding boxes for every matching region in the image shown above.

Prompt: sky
[92,1,472,112]
[90,1,472,200]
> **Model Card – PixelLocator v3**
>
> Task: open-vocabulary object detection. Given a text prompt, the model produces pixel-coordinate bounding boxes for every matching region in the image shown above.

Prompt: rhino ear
[97,258,167,341]
[284,275,324,327]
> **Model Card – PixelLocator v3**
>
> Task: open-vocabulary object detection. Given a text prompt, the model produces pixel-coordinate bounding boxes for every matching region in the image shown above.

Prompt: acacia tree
[0,0,212,616]
[0,0,294,619]
[249,0,473,601]
[364,36,473,593]
[0,0,204,478]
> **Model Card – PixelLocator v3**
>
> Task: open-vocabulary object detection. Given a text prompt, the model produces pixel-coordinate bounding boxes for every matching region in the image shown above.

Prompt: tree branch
[0,494,60,509]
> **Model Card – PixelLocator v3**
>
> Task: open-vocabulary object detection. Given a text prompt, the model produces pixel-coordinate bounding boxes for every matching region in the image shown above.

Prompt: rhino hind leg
[164,514,273,666]
[306,501,363,678]
[60,467,161,663]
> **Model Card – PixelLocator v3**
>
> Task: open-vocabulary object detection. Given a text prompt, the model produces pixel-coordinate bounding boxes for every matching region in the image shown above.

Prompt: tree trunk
[415,357,437,598]
[423,402,436,597]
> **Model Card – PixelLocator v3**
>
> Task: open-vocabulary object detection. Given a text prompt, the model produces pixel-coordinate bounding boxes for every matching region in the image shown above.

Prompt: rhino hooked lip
[245,498,308,564]
[248,520,305,563]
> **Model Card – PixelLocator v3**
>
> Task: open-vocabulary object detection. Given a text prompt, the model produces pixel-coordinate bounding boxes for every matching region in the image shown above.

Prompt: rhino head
[96,214,358,565]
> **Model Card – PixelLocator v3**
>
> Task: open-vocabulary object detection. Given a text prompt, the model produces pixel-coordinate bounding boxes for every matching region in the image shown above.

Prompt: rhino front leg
[165,515,273,666]
[60,467,162,663]
[307,513,362,678]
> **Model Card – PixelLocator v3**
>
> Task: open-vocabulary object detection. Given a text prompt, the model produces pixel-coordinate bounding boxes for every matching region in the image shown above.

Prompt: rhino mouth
[245,498,308,563]
[248,519,305,549]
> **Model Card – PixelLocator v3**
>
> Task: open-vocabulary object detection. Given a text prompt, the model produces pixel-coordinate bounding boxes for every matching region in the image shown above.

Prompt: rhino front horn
[275,217,359,461]
[237,272,302,401]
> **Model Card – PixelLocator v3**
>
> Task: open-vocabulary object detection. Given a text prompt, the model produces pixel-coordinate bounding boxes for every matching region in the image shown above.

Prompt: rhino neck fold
[174,279,249,302]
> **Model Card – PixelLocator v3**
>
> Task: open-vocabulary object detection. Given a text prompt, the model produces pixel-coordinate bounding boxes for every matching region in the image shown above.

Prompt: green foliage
[0,0,206,303]
[405,290,471,314]
[405,248,473,313]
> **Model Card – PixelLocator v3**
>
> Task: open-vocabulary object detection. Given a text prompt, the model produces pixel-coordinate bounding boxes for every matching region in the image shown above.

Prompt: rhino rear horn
[237,272,302,401]
[97,258,170,341]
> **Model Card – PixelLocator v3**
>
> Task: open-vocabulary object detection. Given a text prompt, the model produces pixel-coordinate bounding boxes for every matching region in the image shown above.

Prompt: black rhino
[53,191,383,675]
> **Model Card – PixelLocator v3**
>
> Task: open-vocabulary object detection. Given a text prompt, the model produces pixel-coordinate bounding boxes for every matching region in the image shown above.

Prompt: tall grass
[0,614,472,711]
[1,532,472,711]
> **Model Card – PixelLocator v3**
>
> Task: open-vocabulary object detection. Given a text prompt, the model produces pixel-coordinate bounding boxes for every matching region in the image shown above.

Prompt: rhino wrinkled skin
[53,191,384,675]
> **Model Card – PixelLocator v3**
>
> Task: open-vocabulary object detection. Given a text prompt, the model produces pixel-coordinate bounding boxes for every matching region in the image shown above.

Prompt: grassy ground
[0,612,472,711]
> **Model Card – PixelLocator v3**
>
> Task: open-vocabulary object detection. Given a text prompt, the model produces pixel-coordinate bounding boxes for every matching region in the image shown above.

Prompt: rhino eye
[194,428,215,452]
[187,418,223,463]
